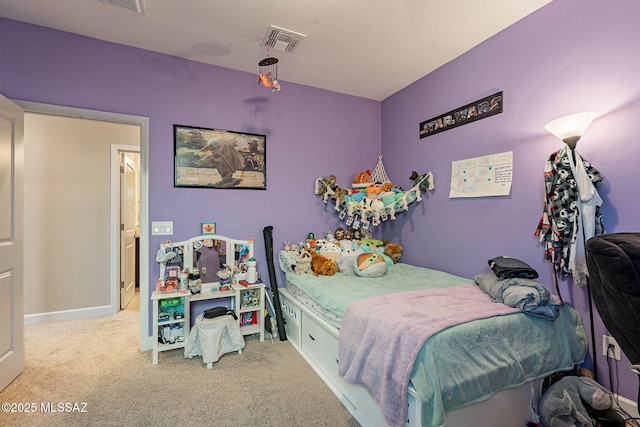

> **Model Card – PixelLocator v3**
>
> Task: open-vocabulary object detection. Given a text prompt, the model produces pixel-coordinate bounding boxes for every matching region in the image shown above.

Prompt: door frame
[14,100,151,352]
[112,145,140,310]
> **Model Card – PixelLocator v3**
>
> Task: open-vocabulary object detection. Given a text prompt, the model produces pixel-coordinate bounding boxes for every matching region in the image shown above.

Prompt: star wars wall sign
[419,91,503,139]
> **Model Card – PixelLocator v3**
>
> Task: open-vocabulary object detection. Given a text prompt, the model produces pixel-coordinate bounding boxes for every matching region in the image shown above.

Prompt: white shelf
[233,283,265,341]
[151,283,266,364]
[157,318,185,325]
[157,341,185,352]
[239,324,261,335]
[151,291,190,364]
[188,289,235,302]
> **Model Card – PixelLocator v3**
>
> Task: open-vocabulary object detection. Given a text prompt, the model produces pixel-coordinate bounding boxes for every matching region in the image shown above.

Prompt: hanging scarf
[535,146,605,280]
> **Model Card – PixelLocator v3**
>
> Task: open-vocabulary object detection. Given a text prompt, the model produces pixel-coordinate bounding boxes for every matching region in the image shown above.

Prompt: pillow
[278,250,299,273]
[318,241,341,261]
[353,252,388,278]
[488,256,539,279]
[336,255,356,275]
[336,240,363,275]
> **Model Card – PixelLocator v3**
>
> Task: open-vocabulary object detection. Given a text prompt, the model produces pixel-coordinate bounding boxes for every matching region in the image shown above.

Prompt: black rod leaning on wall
[586,270,598,382]
[263,226,287,341]
[582,225,598,382]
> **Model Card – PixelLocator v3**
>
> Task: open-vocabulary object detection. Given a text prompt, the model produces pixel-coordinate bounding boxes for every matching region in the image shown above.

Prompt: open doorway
[18,100,151,351]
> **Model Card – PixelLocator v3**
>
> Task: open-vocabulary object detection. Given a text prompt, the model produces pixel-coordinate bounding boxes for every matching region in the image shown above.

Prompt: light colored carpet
[0,292,360,426]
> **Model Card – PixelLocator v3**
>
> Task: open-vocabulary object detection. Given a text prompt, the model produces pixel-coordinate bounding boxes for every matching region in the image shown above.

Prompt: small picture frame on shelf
[201,222,216,235]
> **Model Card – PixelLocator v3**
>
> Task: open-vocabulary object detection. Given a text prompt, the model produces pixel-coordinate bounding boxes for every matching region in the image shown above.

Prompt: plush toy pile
[314,156,434,228]
[282,227,403,278]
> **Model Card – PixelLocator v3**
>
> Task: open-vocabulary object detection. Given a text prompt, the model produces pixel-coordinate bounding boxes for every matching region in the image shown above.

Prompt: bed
[277,255,588,427]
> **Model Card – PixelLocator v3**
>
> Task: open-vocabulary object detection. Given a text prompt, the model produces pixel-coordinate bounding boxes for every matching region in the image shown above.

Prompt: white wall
[24,113,139,317]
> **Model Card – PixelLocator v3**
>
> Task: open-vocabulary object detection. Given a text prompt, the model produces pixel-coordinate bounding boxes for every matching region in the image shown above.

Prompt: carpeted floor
[0,292,360,427]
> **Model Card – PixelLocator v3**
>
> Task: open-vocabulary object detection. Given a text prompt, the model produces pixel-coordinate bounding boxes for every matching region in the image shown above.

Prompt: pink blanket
[338,284,519,427]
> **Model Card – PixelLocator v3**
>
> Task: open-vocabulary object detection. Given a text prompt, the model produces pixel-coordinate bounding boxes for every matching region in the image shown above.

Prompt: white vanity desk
[151,234,264,364]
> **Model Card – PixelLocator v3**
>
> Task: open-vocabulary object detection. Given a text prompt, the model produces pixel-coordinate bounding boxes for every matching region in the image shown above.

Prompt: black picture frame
[174,124,266,189]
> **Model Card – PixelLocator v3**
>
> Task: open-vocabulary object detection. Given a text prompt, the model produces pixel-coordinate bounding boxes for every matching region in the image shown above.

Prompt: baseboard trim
[24,305,112,325]
[617,394,639,419]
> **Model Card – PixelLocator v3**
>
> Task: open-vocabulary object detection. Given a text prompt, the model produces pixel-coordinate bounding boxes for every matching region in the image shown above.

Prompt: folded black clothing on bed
[488,256,539,279]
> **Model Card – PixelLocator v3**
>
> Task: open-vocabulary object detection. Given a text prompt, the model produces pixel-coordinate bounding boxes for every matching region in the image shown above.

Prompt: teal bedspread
[286,263,471,319]
[285,263,588,427]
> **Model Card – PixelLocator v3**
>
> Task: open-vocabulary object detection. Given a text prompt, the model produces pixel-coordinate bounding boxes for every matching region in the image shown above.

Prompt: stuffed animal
[306,232,317,249]
[316,175,337,195]
[331,187,349,206]
[575,368,626,427]
[365,185,382,199]
[344,228,353,240]
[383,243,404,264]
[348,227,361,240]
[313,238,328,251]
[325,230,335,242]
[353,252,388,277]
[353,170,372,187]
[360,242,394,266]
[380,181,395,192]
[359,227,373,240]
[361,238,383,248]
[338,239,359,255]
[369,199,385,225]
[310,250,338,276]
[241,312,254,326]
[409,170,431,192]
[294,250,312,275]
[318,241,342,261]
[539,376,614,427]
[335,240,363,275]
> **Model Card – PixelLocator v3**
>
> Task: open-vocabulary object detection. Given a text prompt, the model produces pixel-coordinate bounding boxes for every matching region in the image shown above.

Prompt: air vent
[261,25,306,53]
[96,0,144,14]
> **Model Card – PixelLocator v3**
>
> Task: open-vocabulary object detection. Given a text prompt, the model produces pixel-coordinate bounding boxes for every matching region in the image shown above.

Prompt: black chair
[585,232,640,409]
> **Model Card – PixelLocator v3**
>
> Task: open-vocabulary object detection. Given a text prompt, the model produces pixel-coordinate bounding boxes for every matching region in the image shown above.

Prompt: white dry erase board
[449,151,512,198]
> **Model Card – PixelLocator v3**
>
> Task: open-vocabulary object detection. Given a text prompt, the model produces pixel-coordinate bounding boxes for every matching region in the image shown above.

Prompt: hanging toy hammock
[314,155,434,229]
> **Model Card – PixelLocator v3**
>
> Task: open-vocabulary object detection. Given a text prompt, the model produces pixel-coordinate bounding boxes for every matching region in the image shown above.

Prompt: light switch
[152,221,173,235]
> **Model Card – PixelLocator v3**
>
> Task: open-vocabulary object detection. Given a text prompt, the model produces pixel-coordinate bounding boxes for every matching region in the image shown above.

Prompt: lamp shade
[544,112,596,148]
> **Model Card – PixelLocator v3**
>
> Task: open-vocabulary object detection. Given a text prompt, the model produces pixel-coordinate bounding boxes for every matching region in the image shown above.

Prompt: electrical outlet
[602,335,621,360]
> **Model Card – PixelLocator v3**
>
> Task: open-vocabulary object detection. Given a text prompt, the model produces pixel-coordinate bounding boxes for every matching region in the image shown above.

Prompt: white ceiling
[0,0,551,101]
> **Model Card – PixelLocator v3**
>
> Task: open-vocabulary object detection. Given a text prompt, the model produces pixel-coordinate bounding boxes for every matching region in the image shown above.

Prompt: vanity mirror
[157,235,254,289]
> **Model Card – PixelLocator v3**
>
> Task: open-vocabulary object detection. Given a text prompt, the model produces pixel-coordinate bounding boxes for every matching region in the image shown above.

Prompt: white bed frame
[279,288,541,427]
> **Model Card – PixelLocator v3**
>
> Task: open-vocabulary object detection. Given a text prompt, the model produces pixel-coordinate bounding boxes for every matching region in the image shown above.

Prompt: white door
[120,153,137,309]
[0,95,24,391]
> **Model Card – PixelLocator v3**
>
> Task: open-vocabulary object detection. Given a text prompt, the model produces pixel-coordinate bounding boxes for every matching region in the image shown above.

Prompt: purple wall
[0,19,378,342]
[382,0,640,401]
[1,0,638,404]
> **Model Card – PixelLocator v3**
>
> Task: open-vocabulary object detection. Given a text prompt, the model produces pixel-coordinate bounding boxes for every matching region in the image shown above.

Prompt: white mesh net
[370,155,390,184]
